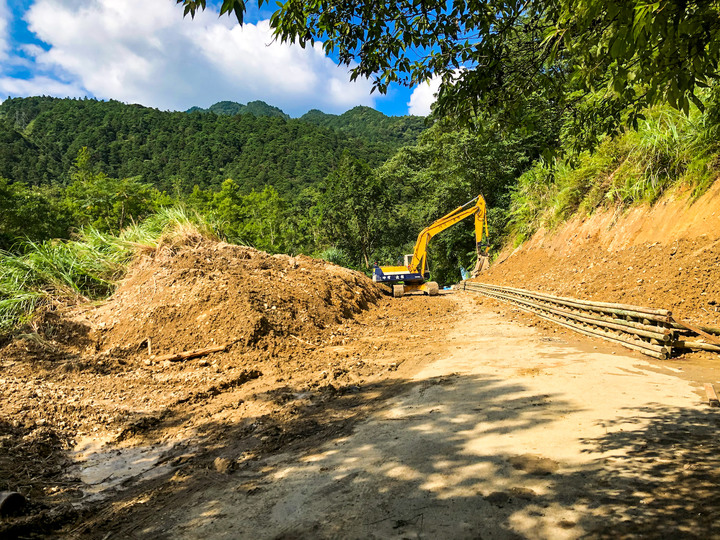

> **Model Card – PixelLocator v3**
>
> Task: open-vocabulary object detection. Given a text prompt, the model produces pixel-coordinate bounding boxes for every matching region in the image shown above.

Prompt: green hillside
[300,106,426,145]
[0,97,419,194]
[187,100,290,119]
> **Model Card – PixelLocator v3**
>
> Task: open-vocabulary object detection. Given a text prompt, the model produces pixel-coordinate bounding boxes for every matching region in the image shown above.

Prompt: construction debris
[705,383,720,407]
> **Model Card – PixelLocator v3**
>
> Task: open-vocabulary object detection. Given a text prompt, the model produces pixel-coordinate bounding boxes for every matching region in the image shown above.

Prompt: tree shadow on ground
[64,372,569,538]
[46,372,720,539]
[574,405,720,538]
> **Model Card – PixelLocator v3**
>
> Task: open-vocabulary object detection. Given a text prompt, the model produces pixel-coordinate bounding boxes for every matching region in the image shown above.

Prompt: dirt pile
[478,182,720,329]
[1,237,407,536]
[88,239,385,359]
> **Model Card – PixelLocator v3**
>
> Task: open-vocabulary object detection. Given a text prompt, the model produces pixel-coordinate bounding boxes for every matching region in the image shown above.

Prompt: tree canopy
[178,0,720,145]
[0,96,423,193]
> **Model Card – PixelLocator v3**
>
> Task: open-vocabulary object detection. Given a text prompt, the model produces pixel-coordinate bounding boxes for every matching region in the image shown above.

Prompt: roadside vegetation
[508,102,720,244]
[0,207,218,334]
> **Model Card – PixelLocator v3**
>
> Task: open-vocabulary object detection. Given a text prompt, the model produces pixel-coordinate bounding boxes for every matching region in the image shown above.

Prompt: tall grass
[0,207,219,333]
[507,104,719,243]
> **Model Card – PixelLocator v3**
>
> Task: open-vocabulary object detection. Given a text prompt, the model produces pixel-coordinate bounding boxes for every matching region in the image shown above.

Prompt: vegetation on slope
[0,97,421,193]
[186,100,290,119]
[0,207,217,333]
[507,104,720,244]
[300,106,426,144]
[2,84,720,320]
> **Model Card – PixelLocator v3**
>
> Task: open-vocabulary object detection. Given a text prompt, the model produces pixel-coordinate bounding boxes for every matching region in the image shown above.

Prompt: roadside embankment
[478,181,720,328]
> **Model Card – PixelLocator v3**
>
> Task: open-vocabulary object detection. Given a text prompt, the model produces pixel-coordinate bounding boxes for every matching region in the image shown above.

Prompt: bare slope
[479,181,720,328]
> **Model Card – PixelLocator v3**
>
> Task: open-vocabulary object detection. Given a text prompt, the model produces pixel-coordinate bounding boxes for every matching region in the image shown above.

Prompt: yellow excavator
[372,194,490,298]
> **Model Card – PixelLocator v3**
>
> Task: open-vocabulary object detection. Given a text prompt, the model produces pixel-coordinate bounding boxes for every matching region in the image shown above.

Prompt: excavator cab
[374,194,491,298]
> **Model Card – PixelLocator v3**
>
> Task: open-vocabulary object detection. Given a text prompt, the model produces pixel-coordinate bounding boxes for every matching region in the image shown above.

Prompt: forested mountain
[2,88,716,288]
[0,97,421,194]
[186,100,290,119]
[0,118,61,184]
[300,106,425,145]
[184,100,426,147]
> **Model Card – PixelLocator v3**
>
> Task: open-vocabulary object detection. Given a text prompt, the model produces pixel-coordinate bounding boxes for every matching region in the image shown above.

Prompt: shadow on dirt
[7,372,720,539]
[0,419,83,539]
[574,406,720,538]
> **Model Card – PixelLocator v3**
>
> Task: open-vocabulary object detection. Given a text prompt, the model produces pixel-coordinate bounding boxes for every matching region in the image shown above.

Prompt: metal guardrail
[462,282,720,359]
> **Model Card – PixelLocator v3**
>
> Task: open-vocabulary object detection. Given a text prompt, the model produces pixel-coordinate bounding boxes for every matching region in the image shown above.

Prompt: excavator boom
[410,195,489,277]
[372,194,490,297]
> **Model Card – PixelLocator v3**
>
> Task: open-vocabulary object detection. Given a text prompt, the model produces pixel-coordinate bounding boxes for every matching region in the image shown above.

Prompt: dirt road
[85,292,717,539]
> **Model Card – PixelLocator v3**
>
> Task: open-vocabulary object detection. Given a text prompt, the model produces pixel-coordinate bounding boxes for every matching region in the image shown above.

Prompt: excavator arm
[409,195,489,277]
[372,193,490,297]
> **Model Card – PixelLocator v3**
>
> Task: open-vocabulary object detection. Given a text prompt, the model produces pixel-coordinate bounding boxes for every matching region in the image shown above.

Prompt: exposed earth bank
[479,181,720,329]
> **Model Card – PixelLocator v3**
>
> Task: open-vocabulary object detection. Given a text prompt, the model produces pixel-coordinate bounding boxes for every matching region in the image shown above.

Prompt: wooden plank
[704,383,720,407]
[474,287,671,341]
[674,319,720,347]
[468,282,672,317]
[673,340,720,352]
[476,289,669,357]
[466,282,672,323]
[670,322,720,336]
[154,343,230,363]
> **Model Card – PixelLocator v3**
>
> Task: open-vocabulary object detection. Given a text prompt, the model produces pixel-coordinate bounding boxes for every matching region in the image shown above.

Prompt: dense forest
[0,97,424,193]
[2,90,720,294]
[0,92,558,286]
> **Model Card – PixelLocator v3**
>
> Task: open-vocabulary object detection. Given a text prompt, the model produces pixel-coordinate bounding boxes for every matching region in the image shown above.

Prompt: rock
[507,454,559,475]
[484,491,511,507]
[171,453,195,467]
[509,487,536,500]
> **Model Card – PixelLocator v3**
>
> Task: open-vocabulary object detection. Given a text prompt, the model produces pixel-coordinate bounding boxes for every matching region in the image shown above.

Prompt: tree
[179,0,720,142]
[0,178,72,250]
[317,153,390,267]
[64,148,161,232]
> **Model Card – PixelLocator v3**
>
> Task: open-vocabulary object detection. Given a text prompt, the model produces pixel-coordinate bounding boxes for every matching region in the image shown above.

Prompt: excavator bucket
[471,252,490,277]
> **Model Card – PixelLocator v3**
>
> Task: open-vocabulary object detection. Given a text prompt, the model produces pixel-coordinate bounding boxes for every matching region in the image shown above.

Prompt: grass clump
[506,105,719,243]
[0,207,219,334]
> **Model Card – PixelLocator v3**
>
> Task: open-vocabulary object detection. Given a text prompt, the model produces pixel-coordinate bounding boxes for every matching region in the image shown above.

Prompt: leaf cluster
[181,0,720,147]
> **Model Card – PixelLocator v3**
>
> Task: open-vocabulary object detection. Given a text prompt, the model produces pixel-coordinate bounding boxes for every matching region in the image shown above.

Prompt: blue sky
[0,0,438,117]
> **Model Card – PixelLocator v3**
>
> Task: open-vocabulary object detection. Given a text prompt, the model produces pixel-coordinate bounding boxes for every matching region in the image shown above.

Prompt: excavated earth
[478,236,720,330]
[475,181,720,350]
[0,238,456,537]
[0,182,719,538]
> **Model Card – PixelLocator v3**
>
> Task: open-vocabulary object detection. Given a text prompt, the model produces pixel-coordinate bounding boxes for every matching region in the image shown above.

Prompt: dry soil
[1,203,719,538]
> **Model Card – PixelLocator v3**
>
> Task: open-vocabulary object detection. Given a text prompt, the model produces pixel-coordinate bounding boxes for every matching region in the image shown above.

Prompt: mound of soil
[0,237,406,536]
[88,240,385,358]
[476,183,720,329]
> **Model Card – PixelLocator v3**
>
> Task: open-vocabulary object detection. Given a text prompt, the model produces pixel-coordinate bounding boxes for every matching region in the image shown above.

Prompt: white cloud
[407,76,442,116]
[0,0,10,62]
[20,0,375,115]
[0,73,84,97]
